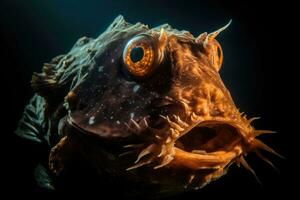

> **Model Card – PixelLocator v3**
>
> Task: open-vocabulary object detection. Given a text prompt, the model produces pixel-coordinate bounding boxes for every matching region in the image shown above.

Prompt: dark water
[0,0,294,199]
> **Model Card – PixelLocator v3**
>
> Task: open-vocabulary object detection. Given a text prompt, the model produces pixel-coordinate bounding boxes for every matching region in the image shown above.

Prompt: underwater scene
[1,0,293,199]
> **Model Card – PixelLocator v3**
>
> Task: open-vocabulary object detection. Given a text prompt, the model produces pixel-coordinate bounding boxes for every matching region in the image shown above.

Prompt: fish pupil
[130,46,144,63]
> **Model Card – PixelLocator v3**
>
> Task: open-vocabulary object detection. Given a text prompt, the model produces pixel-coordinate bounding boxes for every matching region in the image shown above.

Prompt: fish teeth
[170,128,180,138]
[142,117,159,134]
[179,100,190,114]
[184,174,197,189]
[119,150,136,157]
[166,136,172,144]
[173,114,189,128]
[159,115,184,132]
[155,134,162,140]
[126,159,153,171]
[154,154,174,169]
[157,144,166,157]
[190,112,199,122]
[124,122,139,134]
[134,144,156,163]
[123,143,144,149]
[188,174,196,184]
[142,117,150,127]
[130,118,141,130]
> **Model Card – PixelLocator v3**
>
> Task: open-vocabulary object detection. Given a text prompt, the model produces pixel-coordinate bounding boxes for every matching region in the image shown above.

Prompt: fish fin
[34,164,55,190]
[15,95,47,144]
[31,72,58,96]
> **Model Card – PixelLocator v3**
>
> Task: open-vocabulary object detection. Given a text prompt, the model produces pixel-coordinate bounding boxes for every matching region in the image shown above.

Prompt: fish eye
[123,35,156,77]
[130,46,144,62]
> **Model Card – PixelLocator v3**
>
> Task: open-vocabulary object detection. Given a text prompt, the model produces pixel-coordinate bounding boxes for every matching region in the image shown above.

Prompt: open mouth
[172,123,243,170]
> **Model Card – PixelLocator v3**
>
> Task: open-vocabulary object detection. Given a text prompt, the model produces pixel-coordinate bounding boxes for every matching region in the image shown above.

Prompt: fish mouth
[171,122,244,171]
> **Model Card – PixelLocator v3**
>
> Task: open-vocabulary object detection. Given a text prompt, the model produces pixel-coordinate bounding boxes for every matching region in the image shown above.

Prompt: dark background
[0,0,296,199]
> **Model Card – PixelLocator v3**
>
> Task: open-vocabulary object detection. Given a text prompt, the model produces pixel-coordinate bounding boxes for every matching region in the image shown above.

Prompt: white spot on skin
[133,85,140,93]
[98,66,104,72]
[130,113,134,119]
[88,116,95,125]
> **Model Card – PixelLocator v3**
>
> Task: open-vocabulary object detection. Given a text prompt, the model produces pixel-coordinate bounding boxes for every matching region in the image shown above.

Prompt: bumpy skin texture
[16,16,279,196]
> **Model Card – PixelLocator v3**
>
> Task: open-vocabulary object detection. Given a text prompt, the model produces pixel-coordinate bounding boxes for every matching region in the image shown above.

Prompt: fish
[16,15,280,197]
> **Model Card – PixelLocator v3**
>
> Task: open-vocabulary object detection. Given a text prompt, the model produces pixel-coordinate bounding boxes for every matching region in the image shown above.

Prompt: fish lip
[68,110,248,170]
[172,146,242,171]
[171,120,247,171]
[66,113,132,140]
